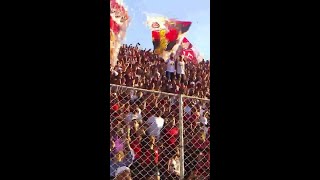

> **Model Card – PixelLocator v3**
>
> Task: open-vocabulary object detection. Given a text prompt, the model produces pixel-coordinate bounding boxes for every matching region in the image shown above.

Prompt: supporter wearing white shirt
[176,56,186,83]
[200,112,210,135]
[125,108,142,125]
[200,116,208,126]
[168,150,181,178]
[165,53,176,81]
[146,115,165,139]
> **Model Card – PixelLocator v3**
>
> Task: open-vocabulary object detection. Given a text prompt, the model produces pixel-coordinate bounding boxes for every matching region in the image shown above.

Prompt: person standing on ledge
[165,53,176,82]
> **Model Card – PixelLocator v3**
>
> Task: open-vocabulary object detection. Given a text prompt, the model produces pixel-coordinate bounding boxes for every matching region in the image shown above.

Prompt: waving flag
[110,0,130,67]
[146,15,192,60]
[177,37,204,64]
[146,16,169,31]
[167,20,192,34]
[181,37,193,49]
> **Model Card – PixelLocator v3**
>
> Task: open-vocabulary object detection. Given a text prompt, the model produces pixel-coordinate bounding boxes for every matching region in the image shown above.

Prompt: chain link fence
[110,84,210,180]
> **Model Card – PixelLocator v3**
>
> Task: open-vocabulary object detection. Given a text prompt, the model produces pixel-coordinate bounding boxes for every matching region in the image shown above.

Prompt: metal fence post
[178,94,185,180]
[110,84,210,179]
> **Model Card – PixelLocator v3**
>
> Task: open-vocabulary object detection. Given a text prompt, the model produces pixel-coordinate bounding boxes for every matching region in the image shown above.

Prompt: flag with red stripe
[178,37,204,64]
[147,16,191,59]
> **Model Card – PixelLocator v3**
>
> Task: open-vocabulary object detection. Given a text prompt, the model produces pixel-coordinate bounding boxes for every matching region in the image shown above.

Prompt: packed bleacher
[110,44,210,99]
[110,43,210,180]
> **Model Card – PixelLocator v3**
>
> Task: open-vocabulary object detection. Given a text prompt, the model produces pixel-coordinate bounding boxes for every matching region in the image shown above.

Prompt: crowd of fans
[110,44,210,99]
[110,43,211,180]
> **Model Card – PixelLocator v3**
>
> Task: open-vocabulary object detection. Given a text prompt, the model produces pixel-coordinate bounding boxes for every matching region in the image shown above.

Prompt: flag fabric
[146,16,169,31]
[182,49,197,64]
[178,37,204,64]
[181,37,193,49]
[151,28,179,52]
[167,20,192,34]
[110,0,130,67]
[110,16,121,35]
[147,16,192,60]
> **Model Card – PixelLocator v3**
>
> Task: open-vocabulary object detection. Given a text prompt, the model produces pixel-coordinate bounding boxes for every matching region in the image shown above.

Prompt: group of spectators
[110,43,211,180]
[110,44,210,99]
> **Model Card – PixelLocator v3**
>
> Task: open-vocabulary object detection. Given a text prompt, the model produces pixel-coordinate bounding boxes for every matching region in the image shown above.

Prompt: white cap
[115,166,130,177]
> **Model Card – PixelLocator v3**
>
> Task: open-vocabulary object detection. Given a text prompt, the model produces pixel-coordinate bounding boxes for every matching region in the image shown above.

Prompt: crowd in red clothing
[110,43,210,180]
[110,44,210,99]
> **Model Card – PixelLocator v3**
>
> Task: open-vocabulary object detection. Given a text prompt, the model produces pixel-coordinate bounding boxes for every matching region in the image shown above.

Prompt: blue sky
[123,0,211,60]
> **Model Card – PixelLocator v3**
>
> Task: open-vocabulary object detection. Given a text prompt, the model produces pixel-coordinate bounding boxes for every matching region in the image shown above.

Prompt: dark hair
[141,136,151,150]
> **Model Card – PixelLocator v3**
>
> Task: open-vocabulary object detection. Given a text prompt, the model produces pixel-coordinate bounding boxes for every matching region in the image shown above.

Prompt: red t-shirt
[139,148,159,165]
[164,127,179,146]
[130,139,141,159]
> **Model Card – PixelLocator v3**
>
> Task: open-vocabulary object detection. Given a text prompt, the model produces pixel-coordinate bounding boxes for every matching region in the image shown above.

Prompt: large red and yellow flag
[146,16,191,60]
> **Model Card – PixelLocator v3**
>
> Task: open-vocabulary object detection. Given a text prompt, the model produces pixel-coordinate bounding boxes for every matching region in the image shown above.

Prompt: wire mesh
[182,95,210,180]
[110,84,210,180]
